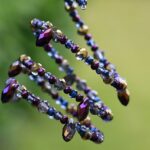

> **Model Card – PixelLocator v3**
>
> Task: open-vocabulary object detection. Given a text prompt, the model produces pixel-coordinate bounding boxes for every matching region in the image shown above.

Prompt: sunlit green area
[0,0,149,150]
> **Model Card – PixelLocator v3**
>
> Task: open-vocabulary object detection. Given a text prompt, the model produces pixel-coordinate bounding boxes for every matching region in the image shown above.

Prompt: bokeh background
[0,0,149,150]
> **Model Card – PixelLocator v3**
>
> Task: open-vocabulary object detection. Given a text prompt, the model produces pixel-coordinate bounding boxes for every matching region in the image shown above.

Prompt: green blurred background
[0,0,149,150]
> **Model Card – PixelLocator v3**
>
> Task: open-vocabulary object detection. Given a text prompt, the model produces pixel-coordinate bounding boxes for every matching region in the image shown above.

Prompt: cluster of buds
[1,0,130,144]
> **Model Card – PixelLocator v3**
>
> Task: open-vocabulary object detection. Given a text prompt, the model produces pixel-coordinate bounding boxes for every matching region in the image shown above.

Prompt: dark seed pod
[36,28,53,47]
[1,80,18,103]
[62,120,76,142]
[117,89,130,106]
[77,97,90,121]
[8,61,22,77]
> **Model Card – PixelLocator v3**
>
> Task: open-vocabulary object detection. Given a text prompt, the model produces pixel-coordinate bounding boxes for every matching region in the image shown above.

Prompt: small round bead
[85,56,94,65]
[91,45,99,51]
[84,87,90,94]
[84,34,92,40]
[37,79,45,86]
[54,112,63,120]
[24,59,34,69]
[37,101,49,113]
[61,100,69,108]
[59,35,68,44]
[44,44,52,52]
[99,106,113,121]
[69,90,78,98]
[77,125,87,139]
[60,115,69,124]
[73,15,80,22]
[67,104,77,117]
[31,63,40,72]
[76,48,88,60]
[71,45,80,53]
[64,86,72,94]
[76,0,87,9]
[47,107,55,116]
[38,67,45,76]
[21,90,28,99]
[55,79,66,90]
[78,25,89,35]
[103,76,113,84]
[65,3,71,11]
[32,98,40,107]
[52,93,59,99]
[80,116,91,127]
[8,61,22,77]
[91,61,99,70]
[48,75,57,84]
[65,40,73,49]
[19,55,31,62]
[90,132,104,144]
[76,94,84,102]
[64,74,76,86]
[69,11,76,18]
[55,55,63,64]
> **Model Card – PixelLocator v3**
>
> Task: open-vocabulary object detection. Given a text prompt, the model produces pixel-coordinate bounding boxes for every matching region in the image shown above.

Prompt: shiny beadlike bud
[65,2,71,11]
[62,120,76,142]
[76,0,87,10]
[6,78,17,85]
[117,89,130,106]
[54,79,66,90]
[90,132,104,144]
[21,89,29,99]
[105,63,116,71]
[53,29,64,42]
[37,67,45,76]
[111,77,127,90]
[102,75,113,84]
[23,59,34,69]
[37,101,49,113]
[59,59,69,72]
[60,115,69,124]
[76,48,88,60]
[78,25,89,35]
[80,116,91,127]
[99,106,113,121]
[77,97,90,121]
[81,131,92,140]
[19,55,31,62]
[31,18,43,29]
[76,80,87,90]
[67,104,77,117]
[77,125,90,140]
[48,75,57,84]
[64,86,72,94]
[64,74,76,86]
[76,94,84,102]
[8,61,22,77]
[91,61,99,70]
[36,28,53,47]
[1,81,18,103]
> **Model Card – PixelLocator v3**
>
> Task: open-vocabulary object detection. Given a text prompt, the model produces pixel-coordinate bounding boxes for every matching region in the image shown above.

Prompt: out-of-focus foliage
[0,0,150,150]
